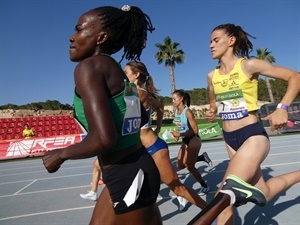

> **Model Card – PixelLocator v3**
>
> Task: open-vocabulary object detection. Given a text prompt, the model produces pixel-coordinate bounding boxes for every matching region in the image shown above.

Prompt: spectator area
[0,115,84,141]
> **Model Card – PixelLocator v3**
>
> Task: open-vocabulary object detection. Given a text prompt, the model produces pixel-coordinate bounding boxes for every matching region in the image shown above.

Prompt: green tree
[154,36,185,94]
[252,48,276,103]
[0,100,73,110]
[258,78,269,101]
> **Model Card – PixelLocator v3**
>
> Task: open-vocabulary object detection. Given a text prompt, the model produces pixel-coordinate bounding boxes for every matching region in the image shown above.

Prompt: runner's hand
[154,126,161,135]
[171,131,180,142]
[206,108,216,122]
[261,108,288,131]
[42,149,65,173]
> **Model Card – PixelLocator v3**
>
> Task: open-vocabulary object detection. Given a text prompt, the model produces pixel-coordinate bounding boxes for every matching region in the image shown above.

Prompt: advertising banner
[279,110,300,134]
[158,122,222,144]
[0,123,221,160]
[0,134,85,160]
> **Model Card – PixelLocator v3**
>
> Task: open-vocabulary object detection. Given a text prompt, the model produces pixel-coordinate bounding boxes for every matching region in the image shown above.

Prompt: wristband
[276,103,289,110]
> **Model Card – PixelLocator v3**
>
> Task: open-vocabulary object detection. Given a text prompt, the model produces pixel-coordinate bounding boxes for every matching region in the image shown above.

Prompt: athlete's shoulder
[208,70,215,78]
[241,58,270,76]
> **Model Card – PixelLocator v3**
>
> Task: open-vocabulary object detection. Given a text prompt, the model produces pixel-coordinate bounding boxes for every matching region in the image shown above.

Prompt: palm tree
[154,36,185,94]
[252,48,276,103]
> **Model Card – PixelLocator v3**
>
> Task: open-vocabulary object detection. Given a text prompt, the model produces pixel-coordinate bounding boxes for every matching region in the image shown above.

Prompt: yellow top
[22,128,35,139]
[212,58,258,112]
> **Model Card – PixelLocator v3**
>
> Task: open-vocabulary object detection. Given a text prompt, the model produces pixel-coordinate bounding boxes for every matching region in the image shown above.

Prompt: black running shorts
[102,147,160,214]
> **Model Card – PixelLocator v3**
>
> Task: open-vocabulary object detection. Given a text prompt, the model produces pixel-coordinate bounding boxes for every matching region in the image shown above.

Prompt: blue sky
[1,0,299,106]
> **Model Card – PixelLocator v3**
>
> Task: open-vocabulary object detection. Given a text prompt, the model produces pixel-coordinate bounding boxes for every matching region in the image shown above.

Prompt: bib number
[216,89,248,121]
[122,81,141,135]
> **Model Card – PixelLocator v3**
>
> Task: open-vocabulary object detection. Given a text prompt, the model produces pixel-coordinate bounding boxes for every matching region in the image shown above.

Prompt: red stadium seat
[58,130,65,135]
[63,130,72,135]
[51,131,58,136]
[16,122,23,127]
[0,123,8,129]
[5,134,13,140]
[37,132,44,137]
[1,118,10,123]
[44,116,50,121]
[14,134,22,139]
[0,128,5,135]
[24,117,31,123]
[6,128,14,134]
[70,129,78,134]
[43,132,51,137]
[15,128,22,134]
[69,119,75,124]
[63,120,70,125]
[44,126,50,132]
[17,118,24,122]
[36,126,43,132]
[8,122,15,128]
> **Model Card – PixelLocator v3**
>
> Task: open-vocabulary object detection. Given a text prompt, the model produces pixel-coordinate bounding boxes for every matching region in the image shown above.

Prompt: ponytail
[212,23,255,58]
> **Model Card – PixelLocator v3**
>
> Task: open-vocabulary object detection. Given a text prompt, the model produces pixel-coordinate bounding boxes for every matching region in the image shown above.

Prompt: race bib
[173,117,187,132]
[216,89,248,120]
[122,81,141,135]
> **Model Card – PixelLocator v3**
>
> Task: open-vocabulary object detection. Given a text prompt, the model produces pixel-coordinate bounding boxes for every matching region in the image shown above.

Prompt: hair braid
[123,6,155,61]
[90,6,154,62]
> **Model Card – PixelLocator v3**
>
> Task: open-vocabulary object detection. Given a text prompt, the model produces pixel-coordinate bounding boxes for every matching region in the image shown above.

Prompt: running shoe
[220,174,267,207]
[80,190,97,201]
[198,186,210,196]
[177,196,187,211]
[202,152,213,167]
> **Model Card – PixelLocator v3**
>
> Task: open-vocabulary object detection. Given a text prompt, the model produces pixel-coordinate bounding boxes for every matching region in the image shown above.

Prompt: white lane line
[0,185,95,198]
[14,179,37,195]
[0,206,94,221]
[0,196,174,221]
[0,165,92,177]
[0,172,92,184]
[0,185,96,198]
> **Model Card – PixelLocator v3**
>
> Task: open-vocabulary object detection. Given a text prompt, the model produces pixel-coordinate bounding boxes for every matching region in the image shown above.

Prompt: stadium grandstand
[0,115,84,140]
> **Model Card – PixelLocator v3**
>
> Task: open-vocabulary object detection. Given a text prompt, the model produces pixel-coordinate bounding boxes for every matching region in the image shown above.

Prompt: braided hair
[212,23,255,58]
[89,5,154,62]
